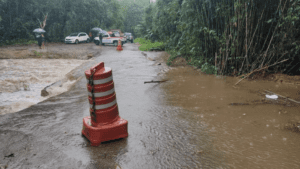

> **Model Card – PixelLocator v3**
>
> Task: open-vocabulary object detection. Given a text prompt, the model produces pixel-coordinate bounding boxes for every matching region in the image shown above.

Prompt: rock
[147,57,155,61]
[41,88,49,97]
[23,83,30,91]
[87,53,93,59]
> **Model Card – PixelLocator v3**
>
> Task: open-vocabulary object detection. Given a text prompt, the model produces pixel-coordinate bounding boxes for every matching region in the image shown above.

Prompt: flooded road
[0,59,89,115]
[0,43,299,169]
[162,67,300,169]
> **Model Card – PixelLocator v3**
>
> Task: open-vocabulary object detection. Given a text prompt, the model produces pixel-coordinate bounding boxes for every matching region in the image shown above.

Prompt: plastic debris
[265,94,278,100]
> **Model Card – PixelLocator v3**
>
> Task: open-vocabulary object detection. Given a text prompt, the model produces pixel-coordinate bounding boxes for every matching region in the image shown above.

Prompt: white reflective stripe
[88,88,115,97]
[103,67,111,73]
[86,76,113,85]
[90,99,117,110]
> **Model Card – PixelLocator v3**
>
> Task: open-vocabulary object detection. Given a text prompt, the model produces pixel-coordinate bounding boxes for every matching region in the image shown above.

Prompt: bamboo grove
[136,0,300,75]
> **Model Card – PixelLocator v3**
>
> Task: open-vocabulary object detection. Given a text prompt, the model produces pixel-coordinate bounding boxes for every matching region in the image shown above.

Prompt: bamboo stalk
[247,8,265,56]
[245,2,248,68]
[215,52,217,68]
[234,59,288,85]
[260,0,288,68]
[259,0,282,57]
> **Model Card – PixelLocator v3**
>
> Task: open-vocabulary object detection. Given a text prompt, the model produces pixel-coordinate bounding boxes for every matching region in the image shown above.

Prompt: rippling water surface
[157,66,300,169]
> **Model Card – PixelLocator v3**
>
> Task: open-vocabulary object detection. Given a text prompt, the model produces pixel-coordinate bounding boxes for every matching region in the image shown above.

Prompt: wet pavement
[0,43,300,169]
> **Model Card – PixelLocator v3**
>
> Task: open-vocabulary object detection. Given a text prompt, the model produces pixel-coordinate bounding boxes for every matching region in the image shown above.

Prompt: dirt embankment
[0,42,101,60]
[160,52,300,86]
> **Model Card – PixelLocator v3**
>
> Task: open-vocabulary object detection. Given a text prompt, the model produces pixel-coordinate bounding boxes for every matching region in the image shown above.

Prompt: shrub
[201,62,217,75]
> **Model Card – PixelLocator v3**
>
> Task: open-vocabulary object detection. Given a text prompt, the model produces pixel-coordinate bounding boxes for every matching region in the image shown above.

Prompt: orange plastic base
[82,116,128,146]
[116,45,123,51]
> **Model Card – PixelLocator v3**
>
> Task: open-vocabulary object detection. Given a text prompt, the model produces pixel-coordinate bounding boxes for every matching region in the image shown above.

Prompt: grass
[134,38,164,51]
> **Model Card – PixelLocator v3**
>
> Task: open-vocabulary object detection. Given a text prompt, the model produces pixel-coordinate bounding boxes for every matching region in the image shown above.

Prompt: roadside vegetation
[134,0,300,76]
[134,38,164,51]
[1,0,299,76]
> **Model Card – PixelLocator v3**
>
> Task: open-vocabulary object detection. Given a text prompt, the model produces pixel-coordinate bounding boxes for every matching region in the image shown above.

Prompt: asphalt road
[0,43,167,169]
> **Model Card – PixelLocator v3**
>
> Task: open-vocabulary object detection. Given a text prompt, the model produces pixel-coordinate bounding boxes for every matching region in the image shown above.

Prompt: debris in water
[265,94,278,100]
[4,153,14,158]
[41,88,49,97]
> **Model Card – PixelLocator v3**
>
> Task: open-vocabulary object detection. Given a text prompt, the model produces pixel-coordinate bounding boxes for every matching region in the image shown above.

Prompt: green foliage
[166,50,179,66]
[0,0,127,44]
[135,0,300,75]
[201,62,217,75]
[33,50,42,57]
[134,38,147,44]
[134,38,164,51]
[188,57,203,68]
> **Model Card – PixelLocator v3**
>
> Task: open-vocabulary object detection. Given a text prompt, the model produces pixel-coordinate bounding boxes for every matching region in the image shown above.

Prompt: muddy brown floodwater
[161,66,300,169]
[0,42,299,169]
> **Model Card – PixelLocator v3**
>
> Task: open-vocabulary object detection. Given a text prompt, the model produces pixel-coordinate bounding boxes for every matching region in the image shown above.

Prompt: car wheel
[114,41,118,47]
[102,43,105,46]
[96,41,99,45]
[86,38,89,43]
[75,40,79,44]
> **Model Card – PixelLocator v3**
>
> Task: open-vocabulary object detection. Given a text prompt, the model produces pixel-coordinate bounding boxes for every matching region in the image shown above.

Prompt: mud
[0,43,300,169]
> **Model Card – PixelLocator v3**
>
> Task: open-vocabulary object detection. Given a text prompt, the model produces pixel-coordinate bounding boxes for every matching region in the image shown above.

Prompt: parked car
[65,32,90,44]
[94,31,126,46]
[124,32,134,43]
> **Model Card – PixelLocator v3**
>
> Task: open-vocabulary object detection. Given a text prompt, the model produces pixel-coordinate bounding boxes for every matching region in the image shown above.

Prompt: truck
[94,31,126,46]
[109,29,124,37]
[124,32,134,43]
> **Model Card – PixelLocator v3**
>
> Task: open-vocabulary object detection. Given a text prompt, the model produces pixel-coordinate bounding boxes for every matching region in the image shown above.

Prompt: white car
[65,32,90,44]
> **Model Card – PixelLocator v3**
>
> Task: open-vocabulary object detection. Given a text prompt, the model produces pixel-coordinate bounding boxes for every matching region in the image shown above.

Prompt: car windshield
[69,33,78,36]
